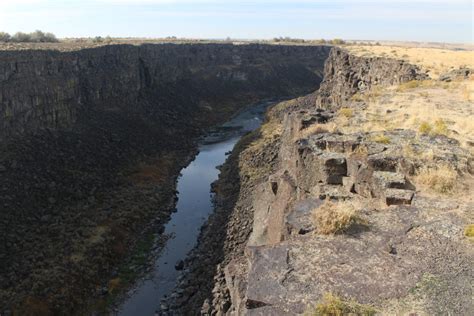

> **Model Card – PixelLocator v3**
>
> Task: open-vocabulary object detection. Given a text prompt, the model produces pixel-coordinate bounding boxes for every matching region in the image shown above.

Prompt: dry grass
[312,200,363,234]
[344,78,474,148]
[238,121,283,182]
[370,133,391,144]
[346,45,474,79]
[350,86,383,103]
[418,121,432,135]
[351,144,369,157]
[415,164,458,194]
[397,80,426,91]
[464,224,474,238]
[306,293,376,316]
[300,124,329,138]
[418,119,449,136]
[300,122,339,139]
[432,119,449,136]
[338,107,354,118]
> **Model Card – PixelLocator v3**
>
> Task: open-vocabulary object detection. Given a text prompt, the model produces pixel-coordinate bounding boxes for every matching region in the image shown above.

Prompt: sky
[0,0,472,43]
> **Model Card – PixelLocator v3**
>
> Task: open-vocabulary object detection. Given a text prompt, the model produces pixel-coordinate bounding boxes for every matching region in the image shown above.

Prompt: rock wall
[315,47,428,108]
[0,43,330,141]
[188,48,471,316]
[0,43,331,314]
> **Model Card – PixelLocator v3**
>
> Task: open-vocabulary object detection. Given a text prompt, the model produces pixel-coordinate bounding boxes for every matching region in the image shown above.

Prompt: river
[117,101,272,315]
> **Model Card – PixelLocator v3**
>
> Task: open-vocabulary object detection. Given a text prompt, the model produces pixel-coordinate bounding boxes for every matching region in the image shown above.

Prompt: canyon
[0,43,329,314]
[0,42,472,315]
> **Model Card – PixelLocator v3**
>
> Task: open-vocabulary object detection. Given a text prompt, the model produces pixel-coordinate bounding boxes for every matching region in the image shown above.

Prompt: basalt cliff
[1,44,473,316]
[0,43,330,314]
[164,48,473,315]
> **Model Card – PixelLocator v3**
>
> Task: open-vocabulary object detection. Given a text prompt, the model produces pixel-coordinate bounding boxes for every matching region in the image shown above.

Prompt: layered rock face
[193,48,473,315]
[315,47,428,109]
[0,43,330,141]
[0,44,331,314]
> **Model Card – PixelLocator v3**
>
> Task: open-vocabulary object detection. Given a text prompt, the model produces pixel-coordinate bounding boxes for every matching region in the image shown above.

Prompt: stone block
[385,188,414,205]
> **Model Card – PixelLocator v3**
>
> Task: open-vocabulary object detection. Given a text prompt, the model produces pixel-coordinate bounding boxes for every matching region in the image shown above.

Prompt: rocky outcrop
[192,48,473,316]
[0,44,331,314]
[315,47,428,109]
[227,111,472,314]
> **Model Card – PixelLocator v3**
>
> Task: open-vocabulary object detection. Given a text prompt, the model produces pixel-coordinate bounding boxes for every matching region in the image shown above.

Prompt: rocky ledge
[165,48,473,315]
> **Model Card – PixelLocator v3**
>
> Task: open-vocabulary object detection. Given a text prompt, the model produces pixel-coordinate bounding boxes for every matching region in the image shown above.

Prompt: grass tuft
[418,121,432,135]
[312,201,364,235]
[433,118,449,136]
[418,119,449,136]
[306,293,376,316]
[370,133,391,144]
[338,107,354,118]
[415,164,457,194]
[464,224,474,238]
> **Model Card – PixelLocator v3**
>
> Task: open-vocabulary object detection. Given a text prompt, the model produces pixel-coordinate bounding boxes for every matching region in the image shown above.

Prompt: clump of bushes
[330,38,346,45]
[0,30,58,43]
[91,36,113,43]
[307,293,376,316]
[415,164,457,194]
[312,201,364,235]
[0,32,11,42]
[272,36,306,43]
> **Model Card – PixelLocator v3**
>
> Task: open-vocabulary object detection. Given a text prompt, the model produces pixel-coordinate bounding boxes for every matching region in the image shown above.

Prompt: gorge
[0,43,329,314]
[0,43,472,316]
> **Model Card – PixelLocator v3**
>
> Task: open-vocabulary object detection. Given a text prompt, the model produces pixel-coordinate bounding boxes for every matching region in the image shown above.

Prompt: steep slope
[178,48,473,315]
[0,43,330,314]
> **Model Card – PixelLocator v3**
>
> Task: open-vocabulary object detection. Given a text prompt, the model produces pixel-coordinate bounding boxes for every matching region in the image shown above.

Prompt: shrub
[92,36,104,43]
[415,164,457,194]
[0,32,11,42]
[312,201,363,235]
[11,32,31,42]
[9,30,58,43]
[307,293,376,316]
[418,121,432,134]
[331,38,346,45]
[338,107,353,118]
[370,133,390,144]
